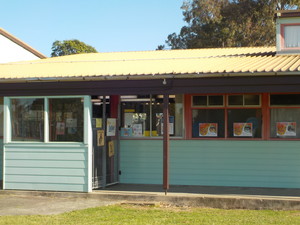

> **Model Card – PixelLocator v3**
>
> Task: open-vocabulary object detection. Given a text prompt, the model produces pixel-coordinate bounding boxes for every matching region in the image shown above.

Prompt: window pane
[227,109,262,138]
[121,95,150,137]
[192,96,207,106]
[270,108,300,138]
[120,95,183,137]
[192,109,225,138]
[244,95,260,105]
[49,98,84,142]
[270,94,300,106]
[11,98,44,141]
[284,25,300,48]
[208,96,223,106]
[228,95,243,105]
[152,95,183,137]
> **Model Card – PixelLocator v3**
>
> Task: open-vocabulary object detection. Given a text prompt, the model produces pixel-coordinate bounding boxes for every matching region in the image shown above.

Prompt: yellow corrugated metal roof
[0,46,299,81]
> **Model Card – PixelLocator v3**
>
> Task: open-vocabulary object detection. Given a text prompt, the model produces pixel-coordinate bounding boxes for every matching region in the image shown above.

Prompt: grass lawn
[0,204,299,225]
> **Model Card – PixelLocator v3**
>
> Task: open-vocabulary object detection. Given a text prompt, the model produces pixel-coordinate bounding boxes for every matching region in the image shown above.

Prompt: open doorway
[91,96,119,189]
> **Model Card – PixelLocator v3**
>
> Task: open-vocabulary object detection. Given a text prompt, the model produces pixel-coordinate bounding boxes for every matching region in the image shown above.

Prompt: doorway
[92,95,119,189]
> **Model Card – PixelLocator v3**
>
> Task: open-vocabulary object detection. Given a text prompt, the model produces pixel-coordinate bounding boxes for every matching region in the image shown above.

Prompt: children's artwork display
[156,113,175,135]
[233,123,253,137]
[132,124,143,136]
[97,130,105,146]
[108,141,115,157]
[106,118,116,136]
[56,122,65,135]
[276,122,296,137]
[199,123,218,137]
[121,127,133,137]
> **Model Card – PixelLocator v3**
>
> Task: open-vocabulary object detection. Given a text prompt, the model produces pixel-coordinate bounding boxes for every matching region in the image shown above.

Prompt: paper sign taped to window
[108,141,114,157]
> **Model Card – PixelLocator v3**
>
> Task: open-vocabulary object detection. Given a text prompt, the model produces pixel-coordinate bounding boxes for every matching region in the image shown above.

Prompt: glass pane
[152,95,183,137]
[120,95,183,137]
[11,98,44,141]
[244,95,260,105]
[227,109,262,138]
[270,94,300,106]
[228,95,243,105]
[208,96,223,106]
[120,95,150,137]
[192,96,207,106]
[284,25,300,48]
[270,108,300,138]
[49,98,84,142]
[192,109,225,138]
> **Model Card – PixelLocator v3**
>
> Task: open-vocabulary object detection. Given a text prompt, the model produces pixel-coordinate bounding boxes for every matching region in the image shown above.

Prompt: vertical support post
[109,95,119,183]
[102,96,107,188]
[163,94,169,195]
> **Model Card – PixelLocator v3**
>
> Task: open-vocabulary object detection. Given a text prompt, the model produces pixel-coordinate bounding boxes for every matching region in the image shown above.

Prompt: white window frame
[4,95,91,144]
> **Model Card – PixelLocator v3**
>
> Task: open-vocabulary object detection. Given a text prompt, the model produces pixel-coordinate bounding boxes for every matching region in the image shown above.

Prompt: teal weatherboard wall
[120,140,300,188]
[0,139,3,182]
[4,143,89,192]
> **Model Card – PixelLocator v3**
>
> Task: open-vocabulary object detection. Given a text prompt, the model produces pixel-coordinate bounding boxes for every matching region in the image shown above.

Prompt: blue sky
[1,0,186,57]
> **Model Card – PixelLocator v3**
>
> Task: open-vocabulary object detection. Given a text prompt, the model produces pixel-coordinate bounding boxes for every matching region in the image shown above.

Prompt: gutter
[0,71,300,83]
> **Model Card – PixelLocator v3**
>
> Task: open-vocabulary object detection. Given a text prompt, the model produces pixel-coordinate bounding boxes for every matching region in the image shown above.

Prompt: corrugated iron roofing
[0,46,299,81]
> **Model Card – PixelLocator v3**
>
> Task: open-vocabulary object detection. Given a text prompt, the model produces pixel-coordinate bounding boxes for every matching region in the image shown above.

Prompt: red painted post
[163,94,169,194]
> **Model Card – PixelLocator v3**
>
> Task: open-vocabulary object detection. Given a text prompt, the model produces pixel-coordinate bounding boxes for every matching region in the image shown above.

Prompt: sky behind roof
[1,0,186,57]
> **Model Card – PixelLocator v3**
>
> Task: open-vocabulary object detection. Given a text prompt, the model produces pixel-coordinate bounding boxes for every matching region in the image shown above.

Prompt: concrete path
[1,184,300,215]
[0,194,118,216]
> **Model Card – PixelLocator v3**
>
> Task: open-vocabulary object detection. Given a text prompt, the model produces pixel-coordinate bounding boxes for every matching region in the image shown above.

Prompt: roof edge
[0,28,47,59]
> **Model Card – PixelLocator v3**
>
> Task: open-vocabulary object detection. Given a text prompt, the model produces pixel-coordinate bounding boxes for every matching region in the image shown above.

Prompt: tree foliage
[164,0,300,49]
[51,39,97,57]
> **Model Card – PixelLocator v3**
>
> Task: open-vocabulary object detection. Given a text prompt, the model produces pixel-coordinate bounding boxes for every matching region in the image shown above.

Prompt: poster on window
[108,141,115,157]
[96,118,102,128]
[199,123,218,137]
[156,114,175,135]
[56,122,65,135]
[233,123,253,137]
[276,122,296,137]
[121,127,133,137]
[106,118,116,136]
[97,130,105,146]
[66,118,77,128]
[132,123,143,136]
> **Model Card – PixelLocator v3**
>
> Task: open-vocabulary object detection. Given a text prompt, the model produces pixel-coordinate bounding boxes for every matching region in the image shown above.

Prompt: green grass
[0,204,299,225]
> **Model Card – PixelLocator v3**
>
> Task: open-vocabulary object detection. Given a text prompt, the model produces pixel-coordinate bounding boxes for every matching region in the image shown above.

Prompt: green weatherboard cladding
[0,139,3,181]
[120,140,300,188]
[4,143,89,192]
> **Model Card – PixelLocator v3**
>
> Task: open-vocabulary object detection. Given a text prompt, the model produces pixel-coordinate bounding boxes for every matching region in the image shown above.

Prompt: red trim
[280,23,300,51]
[184,94,192,139]
[186,93,263,140]
[261,93,269,140]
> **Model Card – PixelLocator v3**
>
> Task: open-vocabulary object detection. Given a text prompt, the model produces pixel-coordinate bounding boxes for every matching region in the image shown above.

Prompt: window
[228,94,260,106]
[9,97,84,142]
[270,94,300,139]
[11,98,44,141]
[193,95,224,107]
[283,25,300,48]
[192,109,224,138]
[190,94,261,139]
[120,95,183,137]
[49,98,84,142]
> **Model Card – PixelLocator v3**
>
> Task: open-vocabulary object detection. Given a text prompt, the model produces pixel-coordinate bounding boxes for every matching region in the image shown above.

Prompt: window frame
[280,23,300,51]
[269,93,300,140]
[4,96,88,144]
[187,93,263,140]
[120,94,185,139]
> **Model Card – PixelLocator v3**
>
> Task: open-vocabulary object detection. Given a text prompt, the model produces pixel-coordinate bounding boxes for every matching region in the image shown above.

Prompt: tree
[51,39,97,57]
[163,0,300,49]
